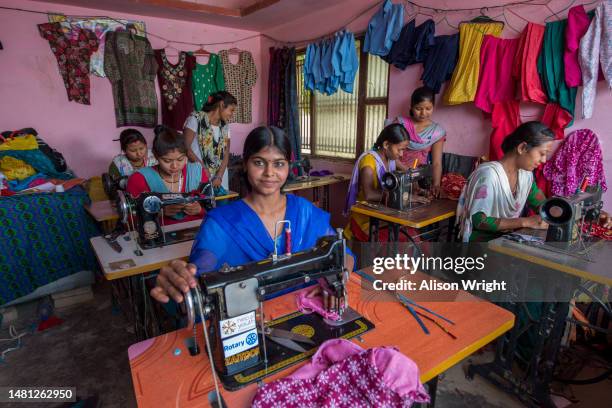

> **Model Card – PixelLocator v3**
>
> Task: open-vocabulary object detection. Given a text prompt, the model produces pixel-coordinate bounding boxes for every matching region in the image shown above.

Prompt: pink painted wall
[264,0,612,212]
[0,0,266,179]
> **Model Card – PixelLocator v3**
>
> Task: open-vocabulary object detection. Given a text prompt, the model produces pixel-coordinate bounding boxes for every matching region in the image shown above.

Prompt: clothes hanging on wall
[304,31,358,95]
[474,35,519,113]
[420,33,459,94]
[444,22,503,105]
[268,47,301,161]
[579,0,612,119]
[268,47,283,127]
[104,31,158,128]
[564,5,591,87]
[512,22,547,104]
[284,48,300,161]
[155,50,196,131]
[541,102,572,139]
[191,53,225,112]
[363,0,404,57]
[382,19,435,70]
[219,50,257,124]
[538,19,577,122]
[38,22,99,105]
[543,129,607,197]
[488,100,521,161]
[48,14,147,78]
[340,32,359,93]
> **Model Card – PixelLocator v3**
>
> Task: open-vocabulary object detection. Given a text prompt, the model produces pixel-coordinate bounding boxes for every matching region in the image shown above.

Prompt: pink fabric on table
[295,285,340,321]
[564,5,591,87]
[489,100,521,161]
[513,23,548,104]
[252,339,430,407]
[474,35,520,113]
[543,129,607,197]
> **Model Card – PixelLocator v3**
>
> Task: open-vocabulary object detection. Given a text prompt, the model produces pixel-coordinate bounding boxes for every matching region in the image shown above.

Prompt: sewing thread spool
[580,177,589,192]
[285,226,291,256]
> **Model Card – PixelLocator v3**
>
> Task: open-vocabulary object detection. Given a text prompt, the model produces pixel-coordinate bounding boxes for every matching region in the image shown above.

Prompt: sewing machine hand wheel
[382,172,398,191]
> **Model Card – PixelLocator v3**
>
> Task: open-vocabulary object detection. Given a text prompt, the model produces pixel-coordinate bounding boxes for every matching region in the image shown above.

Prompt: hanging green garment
[537,19,577,125]
[190,53,225,111]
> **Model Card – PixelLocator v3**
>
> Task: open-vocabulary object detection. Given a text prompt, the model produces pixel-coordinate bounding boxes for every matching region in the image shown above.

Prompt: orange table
[129,269,514,407]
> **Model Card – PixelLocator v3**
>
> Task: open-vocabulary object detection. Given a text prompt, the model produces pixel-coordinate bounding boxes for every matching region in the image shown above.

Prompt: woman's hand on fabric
[599,211,612,229]
[212,176,222,188]
[183,202,202,215]
[150,260,198,303]
[164,204,184,216]
[522,215,548,230]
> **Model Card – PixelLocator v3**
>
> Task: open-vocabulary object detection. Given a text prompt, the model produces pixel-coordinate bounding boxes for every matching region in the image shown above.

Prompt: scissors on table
[259,326,316,353]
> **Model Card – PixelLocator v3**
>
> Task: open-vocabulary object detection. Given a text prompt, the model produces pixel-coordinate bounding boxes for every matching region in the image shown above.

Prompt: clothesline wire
[0,0,601,50]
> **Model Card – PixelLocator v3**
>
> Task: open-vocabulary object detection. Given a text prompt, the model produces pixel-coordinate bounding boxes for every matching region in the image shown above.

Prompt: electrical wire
[0,0,601,50]
[0,325,29,361]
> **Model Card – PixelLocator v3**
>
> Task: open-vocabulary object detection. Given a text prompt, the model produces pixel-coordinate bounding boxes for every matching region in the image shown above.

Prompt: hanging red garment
[489,100,521,161]
[474,36,520,113]
[512,23,548,104]
[38,23,99,105]
[541,102,572,140]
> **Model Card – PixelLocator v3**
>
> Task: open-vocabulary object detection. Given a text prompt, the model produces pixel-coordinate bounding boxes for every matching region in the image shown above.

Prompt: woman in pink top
[387,86,447,197]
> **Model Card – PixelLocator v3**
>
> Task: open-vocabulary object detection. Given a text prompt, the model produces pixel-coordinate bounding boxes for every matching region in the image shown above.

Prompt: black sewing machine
[381,165,432,211]
[287,157,317,183]
[115,182,215,250]
[101,172,128,201]
[540,186,603,247]
[181,229,374,392]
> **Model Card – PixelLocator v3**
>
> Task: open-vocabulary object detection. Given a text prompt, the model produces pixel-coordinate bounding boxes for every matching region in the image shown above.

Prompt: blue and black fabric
[0,186,100,305]
[382,19,435,70]
[363,0,404,56]
[421,33,460,94]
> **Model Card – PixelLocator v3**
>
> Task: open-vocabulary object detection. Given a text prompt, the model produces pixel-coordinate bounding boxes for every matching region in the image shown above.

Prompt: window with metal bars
[296,39,390,160]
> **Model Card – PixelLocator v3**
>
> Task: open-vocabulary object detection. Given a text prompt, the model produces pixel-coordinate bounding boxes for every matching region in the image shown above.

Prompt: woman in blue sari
[151,126,353,303]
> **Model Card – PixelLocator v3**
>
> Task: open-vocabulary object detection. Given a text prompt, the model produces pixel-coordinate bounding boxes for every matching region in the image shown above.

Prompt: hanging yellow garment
[0,134,38,151]
[0,156,36,180]
[443,22,503,105]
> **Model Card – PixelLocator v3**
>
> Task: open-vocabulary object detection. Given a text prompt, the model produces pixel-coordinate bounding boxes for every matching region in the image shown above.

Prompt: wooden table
[90,219,201,281]
[128,269,514,407]
[488,228,612,285]
[282,174,349,212]
[350,199,457,242]
[467,229,611,407]
[90,219,203,340]
[84,191,239,232]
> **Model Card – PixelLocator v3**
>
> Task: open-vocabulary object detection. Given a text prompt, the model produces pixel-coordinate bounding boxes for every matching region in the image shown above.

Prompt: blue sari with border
[190,194,337,275]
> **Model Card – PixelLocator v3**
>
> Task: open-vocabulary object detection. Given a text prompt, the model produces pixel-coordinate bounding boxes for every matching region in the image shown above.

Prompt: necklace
[159,170,184,192]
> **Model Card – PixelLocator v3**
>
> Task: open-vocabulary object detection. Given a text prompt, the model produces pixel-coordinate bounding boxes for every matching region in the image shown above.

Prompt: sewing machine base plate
[219,307,374,391]
[138,226,200,250]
